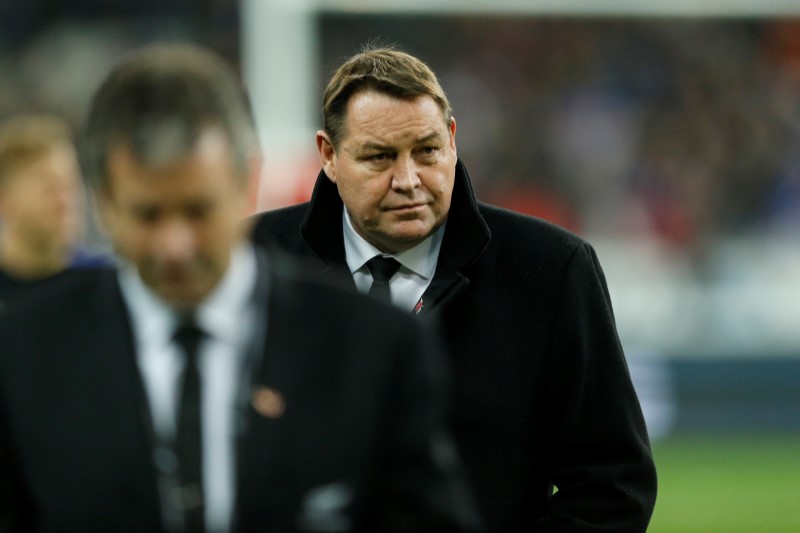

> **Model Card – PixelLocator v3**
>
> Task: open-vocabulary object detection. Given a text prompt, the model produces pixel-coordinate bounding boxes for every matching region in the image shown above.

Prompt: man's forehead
[347,91,445,119]
[345,96,448,142]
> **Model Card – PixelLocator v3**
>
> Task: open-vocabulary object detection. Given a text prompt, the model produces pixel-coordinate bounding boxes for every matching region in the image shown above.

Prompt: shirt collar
[195,243,258,343]
[119,263,174,348]
[342,207,445,280]
[119,243,258,344]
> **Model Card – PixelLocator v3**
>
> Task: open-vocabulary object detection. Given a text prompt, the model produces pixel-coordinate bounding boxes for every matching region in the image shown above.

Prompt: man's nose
[391,156,421,191]
[152,218,195,262]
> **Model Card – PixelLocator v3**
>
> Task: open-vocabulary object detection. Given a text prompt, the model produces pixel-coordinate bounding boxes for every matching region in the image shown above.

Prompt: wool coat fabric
[250,159,658,532]
[0,251,481,532]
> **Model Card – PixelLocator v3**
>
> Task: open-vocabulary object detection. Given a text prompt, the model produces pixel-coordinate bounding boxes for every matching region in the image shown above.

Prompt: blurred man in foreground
[0,44,480,532]
[252,46,657,532]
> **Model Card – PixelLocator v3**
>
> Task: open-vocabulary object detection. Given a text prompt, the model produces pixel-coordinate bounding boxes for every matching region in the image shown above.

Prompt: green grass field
[648,434,800,532]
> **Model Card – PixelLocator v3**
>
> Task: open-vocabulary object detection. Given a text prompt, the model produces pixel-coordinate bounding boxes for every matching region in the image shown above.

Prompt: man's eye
[368,153,390,162]
[185,203,211,220]
[134,207,159,223]
[417,146,440,159]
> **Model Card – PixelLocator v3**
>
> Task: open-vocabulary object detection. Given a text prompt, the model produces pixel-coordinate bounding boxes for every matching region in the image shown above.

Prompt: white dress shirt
[119,244,259,532]
[342,207,444,312]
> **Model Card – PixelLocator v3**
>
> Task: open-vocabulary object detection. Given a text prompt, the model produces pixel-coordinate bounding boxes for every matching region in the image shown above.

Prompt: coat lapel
[91,272,164,510]
[414,268,470,317]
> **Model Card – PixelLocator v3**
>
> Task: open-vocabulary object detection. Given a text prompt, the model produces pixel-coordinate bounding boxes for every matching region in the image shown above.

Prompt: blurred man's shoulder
[268,248,358,297]
[266,248,415,323]
[251,203,311,247]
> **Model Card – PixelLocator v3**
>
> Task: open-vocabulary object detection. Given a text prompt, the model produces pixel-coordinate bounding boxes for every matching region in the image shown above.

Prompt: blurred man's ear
[85,188,112,243]
[95,186,116,236]
[315,131,336,183]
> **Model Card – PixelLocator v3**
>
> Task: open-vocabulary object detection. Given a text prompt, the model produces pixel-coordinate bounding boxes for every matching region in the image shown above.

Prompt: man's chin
[375,230,431,253]
[151,282,208,310]
[388,221,436,242]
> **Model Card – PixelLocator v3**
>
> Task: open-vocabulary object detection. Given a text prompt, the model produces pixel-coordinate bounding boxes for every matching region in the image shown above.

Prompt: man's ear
[449,116,457,156]
[316,130,336,183]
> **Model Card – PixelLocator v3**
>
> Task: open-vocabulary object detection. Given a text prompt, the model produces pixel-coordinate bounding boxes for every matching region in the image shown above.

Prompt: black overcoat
[0,252,480,532]
[251,160,658,532]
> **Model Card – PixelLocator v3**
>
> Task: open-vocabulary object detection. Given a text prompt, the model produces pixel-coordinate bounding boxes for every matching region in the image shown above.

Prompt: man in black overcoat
[251,47,658,532]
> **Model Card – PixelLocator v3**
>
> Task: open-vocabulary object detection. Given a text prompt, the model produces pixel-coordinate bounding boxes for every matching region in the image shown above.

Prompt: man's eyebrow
[356,142,389,153]
[415,132,442,144]
[355,132,443,153]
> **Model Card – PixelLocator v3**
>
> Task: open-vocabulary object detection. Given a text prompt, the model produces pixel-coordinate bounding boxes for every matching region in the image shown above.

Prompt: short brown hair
[0,114,73,186]
[322,46,452,149]
[82,43,258,191]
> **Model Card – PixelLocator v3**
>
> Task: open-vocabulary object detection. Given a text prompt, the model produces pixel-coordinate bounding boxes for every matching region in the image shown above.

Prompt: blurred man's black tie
[173,317,206,532]
[366,256,401,303]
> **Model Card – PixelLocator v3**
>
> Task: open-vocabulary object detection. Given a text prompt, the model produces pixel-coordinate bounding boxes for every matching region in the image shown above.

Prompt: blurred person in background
[0,43,480,532]
[252,46,657,532]
[0,114,110,308]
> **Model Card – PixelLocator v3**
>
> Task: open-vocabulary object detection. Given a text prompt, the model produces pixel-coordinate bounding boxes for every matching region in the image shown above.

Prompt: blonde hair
[0,114,73,186]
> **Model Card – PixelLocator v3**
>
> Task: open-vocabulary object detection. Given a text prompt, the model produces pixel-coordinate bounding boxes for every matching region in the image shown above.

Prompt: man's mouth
[387,203,426,212]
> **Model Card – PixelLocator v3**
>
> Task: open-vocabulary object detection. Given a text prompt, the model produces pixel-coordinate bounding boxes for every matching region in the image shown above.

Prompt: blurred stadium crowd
[321,15,800,256]
[4,5,800,258]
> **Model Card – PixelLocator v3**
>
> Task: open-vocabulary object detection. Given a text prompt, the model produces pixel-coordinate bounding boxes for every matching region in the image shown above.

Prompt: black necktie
[173,318,206,532]
[366,256,401,302]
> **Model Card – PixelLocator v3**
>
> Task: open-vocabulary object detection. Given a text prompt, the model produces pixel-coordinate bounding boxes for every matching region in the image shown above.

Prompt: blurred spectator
[0,114,109,306]
[2,11,800,256]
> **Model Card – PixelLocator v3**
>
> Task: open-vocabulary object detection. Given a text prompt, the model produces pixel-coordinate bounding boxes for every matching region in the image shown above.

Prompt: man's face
[100,128,252,310]
[317,92,457,254]
[0,143,82,251]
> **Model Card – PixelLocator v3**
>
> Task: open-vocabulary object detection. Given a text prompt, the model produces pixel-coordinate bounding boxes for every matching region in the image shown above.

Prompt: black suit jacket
[0,251,480,532]
[250,160,658,532]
